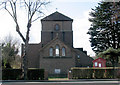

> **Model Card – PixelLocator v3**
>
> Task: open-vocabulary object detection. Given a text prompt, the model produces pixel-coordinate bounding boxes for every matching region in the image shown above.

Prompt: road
[1,81,120,85]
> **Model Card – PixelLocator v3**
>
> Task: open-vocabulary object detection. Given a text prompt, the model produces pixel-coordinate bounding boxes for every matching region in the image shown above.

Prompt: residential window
[77,55,80,58]
[51,32,53,40]
[99,63,102,67]
[56,45,59,56]
[55,24,60,31]
[49,47,53,56]
[95,62,97,67]
[62,47,66,56]
[55,69,61,74]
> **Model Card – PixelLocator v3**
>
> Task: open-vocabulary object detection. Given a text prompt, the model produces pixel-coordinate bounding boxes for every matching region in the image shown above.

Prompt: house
[22,11,93,77]
[92,57,106,67]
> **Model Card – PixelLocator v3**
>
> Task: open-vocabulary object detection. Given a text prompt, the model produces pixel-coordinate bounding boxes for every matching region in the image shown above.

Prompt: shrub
[2,68,45,80]
[27,69,44,80]
[71,68,93,79]
[105,69,114,78]
[70,67,120,79]
[2,69,22,80]
[94,69,105,78]
[116,69,120,78]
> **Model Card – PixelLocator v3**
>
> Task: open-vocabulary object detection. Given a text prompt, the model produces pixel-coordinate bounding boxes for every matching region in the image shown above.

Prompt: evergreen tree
[1,35,20,69]
[88,2,120,54]
[97,48,120,67]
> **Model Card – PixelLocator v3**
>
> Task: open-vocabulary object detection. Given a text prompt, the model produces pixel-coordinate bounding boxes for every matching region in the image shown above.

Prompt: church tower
[24,11,93,76]
[41,11,73,47]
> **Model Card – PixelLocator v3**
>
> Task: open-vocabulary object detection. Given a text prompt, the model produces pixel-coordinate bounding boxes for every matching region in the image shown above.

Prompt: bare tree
[0,0,50,80]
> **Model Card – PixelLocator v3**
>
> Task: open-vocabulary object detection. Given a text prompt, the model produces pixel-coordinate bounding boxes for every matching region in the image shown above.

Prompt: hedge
[2,69,22,80]
[2,68,45,80]
[70,67,120,79]
[27,69,44,80]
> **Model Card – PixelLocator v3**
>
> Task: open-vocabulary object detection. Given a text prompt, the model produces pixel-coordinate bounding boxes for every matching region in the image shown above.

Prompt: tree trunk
[22,24,31,80]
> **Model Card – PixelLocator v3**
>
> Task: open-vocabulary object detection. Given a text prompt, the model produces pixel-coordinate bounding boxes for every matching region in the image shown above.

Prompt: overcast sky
[0,0,102,56]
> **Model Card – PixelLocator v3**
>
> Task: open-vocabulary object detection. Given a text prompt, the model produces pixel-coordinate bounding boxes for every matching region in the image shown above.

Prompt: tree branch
[5,7,14,19]
[9,1,15,19]
[16,24,26,43]
[32,16,42,22]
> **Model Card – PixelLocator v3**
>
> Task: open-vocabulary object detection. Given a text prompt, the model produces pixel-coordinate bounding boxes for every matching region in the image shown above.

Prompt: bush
[70,67,120,79]
[72,68,93,79]
[2,69,22,80]
[105,69,114,78]
[94,69,105,78]
[116,69,120,78]
[2,68,45,80]
[27,69,44,80]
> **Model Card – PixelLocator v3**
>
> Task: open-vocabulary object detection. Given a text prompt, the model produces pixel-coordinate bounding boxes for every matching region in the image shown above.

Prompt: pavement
[1,79,120,85]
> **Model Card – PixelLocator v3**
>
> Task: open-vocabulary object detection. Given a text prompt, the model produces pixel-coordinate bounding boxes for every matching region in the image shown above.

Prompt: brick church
[22,11,93,77]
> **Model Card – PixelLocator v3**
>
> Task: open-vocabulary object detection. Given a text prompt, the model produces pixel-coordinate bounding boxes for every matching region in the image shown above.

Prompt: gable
[41,11,73,21]
[40,37,72,52]
[39,37,75,58]
[93,58,106,62]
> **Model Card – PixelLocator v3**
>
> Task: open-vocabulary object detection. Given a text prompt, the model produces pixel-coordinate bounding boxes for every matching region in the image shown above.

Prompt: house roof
[92,57,106,62]
[41,11,73,21]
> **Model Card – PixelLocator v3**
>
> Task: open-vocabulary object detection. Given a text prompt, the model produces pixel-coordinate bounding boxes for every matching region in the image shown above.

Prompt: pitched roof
[92,57,106,62]
[41,11,73,21]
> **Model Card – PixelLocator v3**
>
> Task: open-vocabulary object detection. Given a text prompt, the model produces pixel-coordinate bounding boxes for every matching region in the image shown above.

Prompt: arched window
[56,45,59,56]
[49,47,53,56]
[55,24,60,31]
[77,55,80,58]
[62,47,66,56]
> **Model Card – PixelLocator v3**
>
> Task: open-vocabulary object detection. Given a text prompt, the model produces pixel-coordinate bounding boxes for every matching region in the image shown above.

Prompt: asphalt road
[1,81,120,85]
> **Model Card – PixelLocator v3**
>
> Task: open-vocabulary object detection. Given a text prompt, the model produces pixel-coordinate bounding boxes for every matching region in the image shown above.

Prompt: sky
[0,0,102,56]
